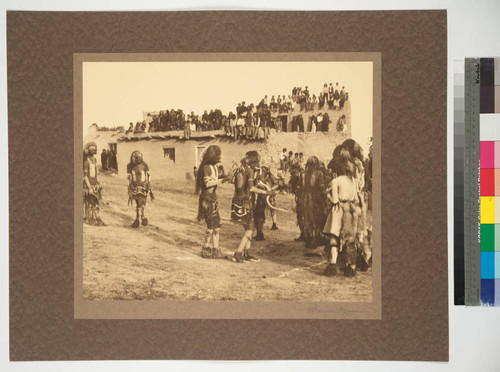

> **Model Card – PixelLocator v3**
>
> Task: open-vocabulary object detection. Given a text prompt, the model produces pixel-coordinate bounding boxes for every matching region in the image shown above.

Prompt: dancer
[83,142,105,226]
[127,150,152,228]
[231,151,273,262]
[253,166,279,240]
[289,162,305,241]
[323,145,362,277]
[342,139,371,270]
[196,145,231,259]
[302,156,326,248]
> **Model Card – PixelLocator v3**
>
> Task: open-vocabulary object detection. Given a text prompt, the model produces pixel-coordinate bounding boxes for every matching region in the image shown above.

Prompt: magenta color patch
[481,141,495,169]
[495,141,500,168]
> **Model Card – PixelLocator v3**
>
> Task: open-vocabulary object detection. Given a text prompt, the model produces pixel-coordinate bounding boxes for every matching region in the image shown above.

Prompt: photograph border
[8,10,447,360]
[74,52,382,319]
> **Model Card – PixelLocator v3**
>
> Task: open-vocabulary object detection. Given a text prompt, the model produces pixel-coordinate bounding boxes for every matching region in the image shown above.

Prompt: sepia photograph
[75,53,380,318]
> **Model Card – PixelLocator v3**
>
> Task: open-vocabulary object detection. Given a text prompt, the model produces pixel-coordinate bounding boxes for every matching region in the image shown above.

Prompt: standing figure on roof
[83,142,105,226]
[196,145,232,259]
[231,151,274,262]
[127,150,153,228]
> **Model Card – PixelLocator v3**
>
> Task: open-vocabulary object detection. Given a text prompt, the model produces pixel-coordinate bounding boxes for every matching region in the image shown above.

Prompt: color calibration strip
[454,61,465,305]
[478,58,500,306]
[461,58,500,306]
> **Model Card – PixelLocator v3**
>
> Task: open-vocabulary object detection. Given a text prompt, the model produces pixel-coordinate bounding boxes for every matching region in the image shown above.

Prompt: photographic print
[9,10,448,360]
[75,53,381,319]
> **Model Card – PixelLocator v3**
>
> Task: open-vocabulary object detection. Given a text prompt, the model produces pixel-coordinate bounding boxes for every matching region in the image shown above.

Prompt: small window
[163,147,175,163]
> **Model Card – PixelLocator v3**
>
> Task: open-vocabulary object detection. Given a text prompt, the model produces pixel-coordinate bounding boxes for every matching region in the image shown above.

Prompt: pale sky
[83,61,373,150]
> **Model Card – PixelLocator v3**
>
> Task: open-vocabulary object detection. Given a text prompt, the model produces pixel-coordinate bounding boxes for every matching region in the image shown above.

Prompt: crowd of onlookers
[280,149,305,174]
[292,83,349,112]
[100,149,118,172]
[122,82,349,138]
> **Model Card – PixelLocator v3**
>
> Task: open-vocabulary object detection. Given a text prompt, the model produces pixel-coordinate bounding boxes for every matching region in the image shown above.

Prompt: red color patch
[481,168,495,196]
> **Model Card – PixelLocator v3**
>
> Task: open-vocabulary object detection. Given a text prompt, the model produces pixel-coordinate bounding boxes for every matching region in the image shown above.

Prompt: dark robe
[322,113,330,132]
[101,151,107,171]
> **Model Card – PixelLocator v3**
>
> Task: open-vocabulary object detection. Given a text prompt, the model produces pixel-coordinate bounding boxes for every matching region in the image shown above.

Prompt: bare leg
[212,228,225,258]
[132,204,140,228]
[324,237,339,276]
[271,210,278,230]
[237,229,252,252]
[234,229,253,262]
[201,229,213,258]
[243,228,259,262]
[212,228,220,249]
[141,205,148,226]
[245,231,252,250]
[329,239,339,263]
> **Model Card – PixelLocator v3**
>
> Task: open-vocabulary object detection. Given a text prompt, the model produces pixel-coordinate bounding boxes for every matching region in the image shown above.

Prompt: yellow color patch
[481,197,495,224]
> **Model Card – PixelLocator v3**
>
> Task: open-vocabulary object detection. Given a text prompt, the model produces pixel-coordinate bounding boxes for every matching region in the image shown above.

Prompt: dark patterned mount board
[8,11,448,361]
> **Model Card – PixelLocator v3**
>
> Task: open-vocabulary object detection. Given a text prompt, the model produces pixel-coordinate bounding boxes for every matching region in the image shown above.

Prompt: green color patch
[481,224,495,252]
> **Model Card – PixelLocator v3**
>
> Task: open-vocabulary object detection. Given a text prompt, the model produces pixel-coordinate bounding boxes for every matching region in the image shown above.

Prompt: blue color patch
[481,279,495,306]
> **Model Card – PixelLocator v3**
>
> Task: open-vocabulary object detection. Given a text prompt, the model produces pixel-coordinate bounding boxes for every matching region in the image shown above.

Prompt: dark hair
[329,145,355,178]
[245,150,260,168]
[342,139,364,162]
[283,148,287,152]
[195,145,221,194]
[305,156,319,171]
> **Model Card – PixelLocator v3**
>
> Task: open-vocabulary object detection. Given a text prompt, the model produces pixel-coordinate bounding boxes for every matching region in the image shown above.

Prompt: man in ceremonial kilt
[127,150,152,228]
[83,142,105,226]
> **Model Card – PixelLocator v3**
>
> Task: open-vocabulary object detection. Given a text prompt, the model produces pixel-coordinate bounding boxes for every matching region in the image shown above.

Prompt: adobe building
[85,102,352,181]
[84,124,122,159]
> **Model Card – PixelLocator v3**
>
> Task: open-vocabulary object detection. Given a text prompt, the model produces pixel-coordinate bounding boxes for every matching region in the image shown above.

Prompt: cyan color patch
[481,252,495,279]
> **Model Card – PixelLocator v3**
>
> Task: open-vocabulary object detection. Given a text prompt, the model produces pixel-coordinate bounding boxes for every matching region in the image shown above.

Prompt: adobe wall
[116,129,351,181]
[84,125,123,167]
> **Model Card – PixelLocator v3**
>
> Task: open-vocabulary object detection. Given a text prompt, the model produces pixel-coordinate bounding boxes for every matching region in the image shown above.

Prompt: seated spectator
[316,112,323,131]
[134,121,143,134]
[337,114,347,132]
[126,122,134,134]
[322,112,330,132]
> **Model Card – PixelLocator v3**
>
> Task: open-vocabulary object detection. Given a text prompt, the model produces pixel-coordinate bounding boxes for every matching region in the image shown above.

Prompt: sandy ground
[83,173,372,302]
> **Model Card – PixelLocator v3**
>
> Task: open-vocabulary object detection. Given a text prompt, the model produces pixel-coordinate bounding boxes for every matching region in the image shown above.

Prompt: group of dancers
[83,137,372,277]
[83,142,154,229]
[195,139,372,277]
[289,139,372,276]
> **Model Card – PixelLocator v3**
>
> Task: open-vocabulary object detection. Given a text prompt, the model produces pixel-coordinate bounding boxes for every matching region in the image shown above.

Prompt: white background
[1,1,500,371]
